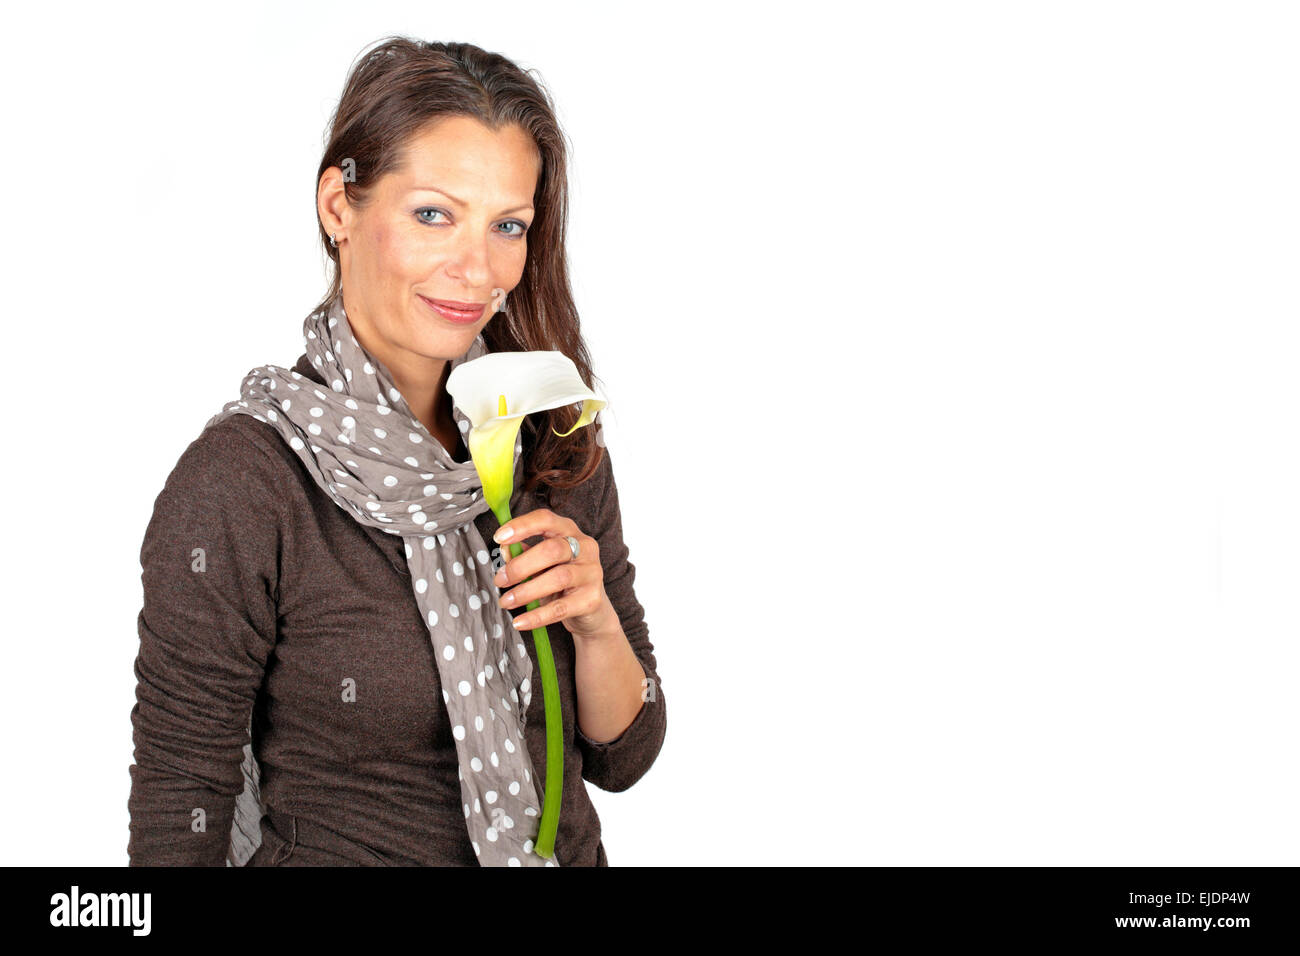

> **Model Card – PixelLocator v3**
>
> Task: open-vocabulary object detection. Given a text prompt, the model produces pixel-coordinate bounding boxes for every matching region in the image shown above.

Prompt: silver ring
[563,535,580,562]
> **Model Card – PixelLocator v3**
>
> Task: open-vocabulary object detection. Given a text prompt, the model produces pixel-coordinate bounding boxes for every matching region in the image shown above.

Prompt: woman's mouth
[419,295,485,324]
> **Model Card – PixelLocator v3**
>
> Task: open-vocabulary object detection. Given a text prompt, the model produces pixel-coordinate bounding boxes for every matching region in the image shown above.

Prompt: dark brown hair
[313,36,606,501]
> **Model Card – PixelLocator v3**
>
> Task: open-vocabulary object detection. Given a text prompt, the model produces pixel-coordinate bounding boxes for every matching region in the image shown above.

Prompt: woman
[127,37,666,867]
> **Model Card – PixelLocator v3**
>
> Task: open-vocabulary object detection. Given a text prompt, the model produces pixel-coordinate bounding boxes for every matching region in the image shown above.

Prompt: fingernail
[495,527,513,543]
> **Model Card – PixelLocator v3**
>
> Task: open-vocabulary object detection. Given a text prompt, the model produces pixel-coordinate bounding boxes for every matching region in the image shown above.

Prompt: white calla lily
[445,347,606,861]
[447,350,607,519]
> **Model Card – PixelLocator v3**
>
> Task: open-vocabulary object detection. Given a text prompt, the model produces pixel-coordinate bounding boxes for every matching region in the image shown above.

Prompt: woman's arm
[570,448,667,792]
[128,420,284,865]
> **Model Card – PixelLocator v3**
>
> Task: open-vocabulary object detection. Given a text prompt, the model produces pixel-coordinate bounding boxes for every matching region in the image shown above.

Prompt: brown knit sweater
[127,351,665,866]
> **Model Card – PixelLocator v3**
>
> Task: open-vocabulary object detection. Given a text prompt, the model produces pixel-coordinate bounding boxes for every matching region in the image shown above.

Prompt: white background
[1,0,1296,865]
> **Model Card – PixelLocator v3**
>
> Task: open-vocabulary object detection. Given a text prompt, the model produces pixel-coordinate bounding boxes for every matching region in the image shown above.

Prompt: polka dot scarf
[206,291,556,867]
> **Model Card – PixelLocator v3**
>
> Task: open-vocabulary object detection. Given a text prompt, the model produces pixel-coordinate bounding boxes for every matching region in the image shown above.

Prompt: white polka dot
[415,578,428,593]
[363,362,374,374]
[452,725,465,740]
[442,644,454,661]
[384,475,397,487]
[427,609,438,626]
[474,715,484,732]
[374,427,387,438]
[458,680,471,696]
[453,561,464,576]
[485,826,498,842]
[471,757,483,773]
[490,751,499,767]
[509,781,520,795]
[485,790,497,804]
[504,738,515,754]
[412,511,427,524]
[289,436,304,450]
[310,407,323,417]
[508,857,520,866]
[464,635,474,652]
[409,432,423,443]
[449,603,459,618]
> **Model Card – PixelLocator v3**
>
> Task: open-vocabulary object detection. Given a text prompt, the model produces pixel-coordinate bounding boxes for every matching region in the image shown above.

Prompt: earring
[329,233,337,247]
[492,287,508,314]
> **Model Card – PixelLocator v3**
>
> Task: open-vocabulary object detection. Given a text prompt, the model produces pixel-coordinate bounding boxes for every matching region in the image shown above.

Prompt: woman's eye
[414,208,528,238]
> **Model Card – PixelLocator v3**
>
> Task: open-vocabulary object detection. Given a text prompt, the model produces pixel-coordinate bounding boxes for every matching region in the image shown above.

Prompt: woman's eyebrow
[410,186,533,215]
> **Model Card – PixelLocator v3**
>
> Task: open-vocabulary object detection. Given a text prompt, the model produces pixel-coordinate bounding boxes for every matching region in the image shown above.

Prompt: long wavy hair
[313,36,606,501]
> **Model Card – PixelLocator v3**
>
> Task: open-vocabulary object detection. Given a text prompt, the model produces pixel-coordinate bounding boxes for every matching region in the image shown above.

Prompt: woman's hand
[493,508,618,641]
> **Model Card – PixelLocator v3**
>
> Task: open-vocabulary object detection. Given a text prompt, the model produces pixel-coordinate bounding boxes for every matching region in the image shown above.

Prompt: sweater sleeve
[573,447,667,792]
[127,418,283,865]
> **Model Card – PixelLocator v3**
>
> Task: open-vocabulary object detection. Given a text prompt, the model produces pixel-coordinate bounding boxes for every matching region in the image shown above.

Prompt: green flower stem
[505,535,563,861]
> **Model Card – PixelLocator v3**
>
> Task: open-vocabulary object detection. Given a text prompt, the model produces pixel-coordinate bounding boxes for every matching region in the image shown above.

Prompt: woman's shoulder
[184,411,300,474]
[156,412,303,515]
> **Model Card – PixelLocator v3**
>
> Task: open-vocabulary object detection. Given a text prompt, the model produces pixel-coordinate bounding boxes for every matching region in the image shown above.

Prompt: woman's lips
[419,295,484,323]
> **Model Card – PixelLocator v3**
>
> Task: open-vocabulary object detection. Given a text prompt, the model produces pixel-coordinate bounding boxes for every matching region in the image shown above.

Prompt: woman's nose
[446,231,491,285]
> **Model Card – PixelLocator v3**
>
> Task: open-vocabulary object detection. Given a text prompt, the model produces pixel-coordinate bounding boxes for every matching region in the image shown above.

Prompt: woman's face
[320,115,541,385]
